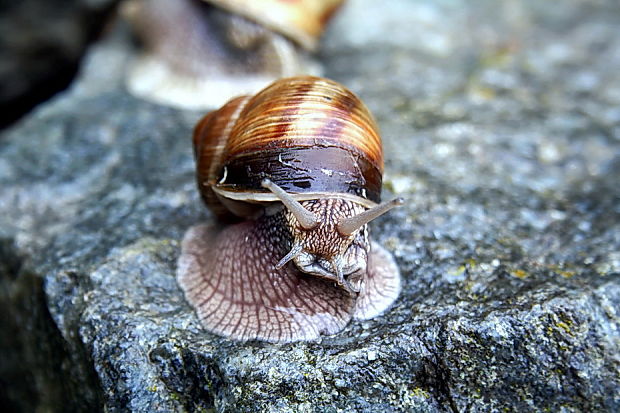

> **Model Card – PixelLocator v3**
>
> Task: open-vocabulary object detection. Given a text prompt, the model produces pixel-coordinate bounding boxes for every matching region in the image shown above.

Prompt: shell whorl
[193,95,251,219]
[226,76,383,170]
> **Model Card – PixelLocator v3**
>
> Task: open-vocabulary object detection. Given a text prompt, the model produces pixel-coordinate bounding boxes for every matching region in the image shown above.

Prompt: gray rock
[1,0,619,411]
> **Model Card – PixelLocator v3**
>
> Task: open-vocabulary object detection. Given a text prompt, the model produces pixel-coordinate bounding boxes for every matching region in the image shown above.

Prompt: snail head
[262,179,403,293]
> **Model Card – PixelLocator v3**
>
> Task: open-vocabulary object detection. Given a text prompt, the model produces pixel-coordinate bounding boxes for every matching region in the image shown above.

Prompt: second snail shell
[122,0,345,109]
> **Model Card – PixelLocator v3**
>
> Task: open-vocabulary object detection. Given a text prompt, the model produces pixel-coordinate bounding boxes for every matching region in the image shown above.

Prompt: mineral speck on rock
[1,0,619,411]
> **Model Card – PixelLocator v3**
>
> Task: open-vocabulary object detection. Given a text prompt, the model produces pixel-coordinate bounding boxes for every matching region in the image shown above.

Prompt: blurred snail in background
[122,0,345,109]
[177,76,402,343]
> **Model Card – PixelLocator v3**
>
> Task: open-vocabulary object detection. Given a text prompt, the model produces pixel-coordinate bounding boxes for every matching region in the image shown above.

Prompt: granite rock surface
[1,0,619,411]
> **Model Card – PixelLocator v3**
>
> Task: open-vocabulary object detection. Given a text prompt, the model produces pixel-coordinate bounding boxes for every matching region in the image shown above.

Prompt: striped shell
[193,76,384,219]
[205,0,345,50]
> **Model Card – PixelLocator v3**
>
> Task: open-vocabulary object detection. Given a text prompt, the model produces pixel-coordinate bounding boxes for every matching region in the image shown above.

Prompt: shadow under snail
[177,76,402,343]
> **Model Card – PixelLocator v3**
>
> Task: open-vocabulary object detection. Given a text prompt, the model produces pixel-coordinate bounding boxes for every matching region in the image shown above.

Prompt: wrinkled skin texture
[284,199,370,293]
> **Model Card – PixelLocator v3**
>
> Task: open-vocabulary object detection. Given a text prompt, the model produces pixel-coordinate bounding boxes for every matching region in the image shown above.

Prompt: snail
[122,0,345,109]
[177,76,402,343]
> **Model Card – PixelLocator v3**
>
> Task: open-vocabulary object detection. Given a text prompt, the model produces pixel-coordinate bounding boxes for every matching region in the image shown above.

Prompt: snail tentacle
[261,179,319,230]
[276,243,303,269]
[337,197,405,236]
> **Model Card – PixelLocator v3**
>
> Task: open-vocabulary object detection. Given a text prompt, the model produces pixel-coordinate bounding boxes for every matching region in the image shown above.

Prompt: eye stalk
[261,179,319,230]
[337,197,404,236]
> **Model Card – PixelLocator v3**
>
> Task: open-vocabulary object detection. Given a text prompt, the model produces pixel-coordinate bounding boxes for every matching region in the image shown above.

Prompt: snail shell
[206,0,345,51]
[123,0,345,109]
[178,76,401,343]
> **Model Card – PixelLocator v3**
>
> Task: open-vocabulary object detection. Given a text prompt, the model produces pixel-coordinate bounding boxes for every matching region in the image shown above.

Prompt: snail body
[123,0,344,109]
[178,77,401,343]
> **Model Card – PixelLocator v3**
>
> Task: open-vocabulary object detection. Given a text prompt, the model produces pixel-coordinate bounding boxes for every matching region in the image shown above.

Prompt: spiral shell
[193,76,384,220]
